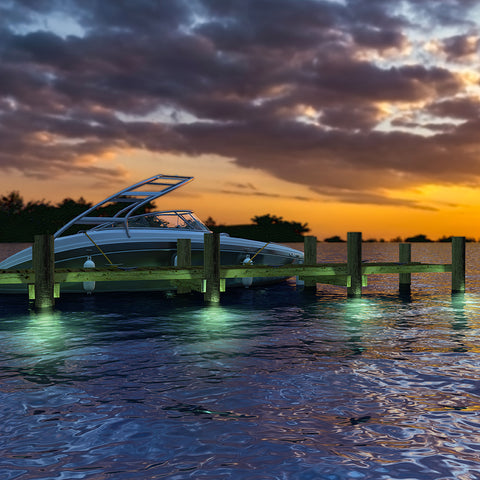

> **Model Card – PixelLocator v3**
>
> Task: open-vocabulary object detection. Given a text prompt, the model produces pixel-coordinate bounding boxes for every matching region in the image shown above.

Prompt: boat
[0,174,304,293]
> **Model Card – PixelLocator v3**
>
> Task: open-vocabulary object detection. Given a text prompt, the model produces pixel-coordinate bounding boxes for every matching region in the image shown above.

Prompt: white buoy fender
[83,256,96,294]
[242,255,253,288]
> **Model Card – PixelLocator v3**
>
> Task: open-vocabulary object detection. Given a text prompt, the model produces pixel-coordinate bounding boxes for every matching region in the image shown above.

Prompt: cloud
[225,182,257,190]
[427,97,480,120]
[314,189,439,211]
[441,34,480,60]
[0,0,479,208]
[220,183,313,202]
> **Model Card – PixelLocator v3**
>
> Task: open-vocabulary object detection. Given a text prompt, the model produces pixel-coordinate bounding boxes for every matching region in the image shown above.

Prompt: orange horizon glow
[2,152,479,242]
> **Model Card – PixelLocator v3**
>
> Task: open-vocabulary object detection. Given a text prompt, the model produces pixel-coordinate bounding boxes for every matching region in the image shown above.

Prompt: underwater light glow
[193,304,237,333]
[342,298,381,323]
[451,294,480,326]
[25,311,65,351]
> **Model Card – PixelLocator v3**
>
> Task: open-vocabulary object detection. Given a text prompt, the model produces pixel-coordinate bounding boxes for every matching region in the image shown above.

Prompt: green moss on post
[303,236,317,291]
[176,238,192,294]
[347,232,362,298]
[452,236,465,294]
[399,243,411,294]
[204,232,221,303]
[33,234,55,310]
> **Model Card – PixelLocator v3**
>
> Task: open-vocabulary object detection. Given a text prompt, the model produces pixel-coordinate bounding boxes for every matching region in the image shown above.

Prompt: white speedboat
[0,174,303,293]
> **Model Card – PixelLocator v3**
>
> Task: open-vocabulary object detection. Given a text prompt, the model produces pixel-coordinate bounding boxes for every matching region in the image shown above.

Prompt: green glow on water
[342,298,381,322]
[25,310,64,350]
[193,304,236,332]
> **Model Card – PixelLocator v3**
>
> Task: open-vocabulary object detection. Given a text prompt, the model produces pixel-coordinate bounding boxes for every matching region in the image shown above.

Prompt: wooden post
[303,236,317,291]
[452,236,466,294]
[176,238,192,294]
[33,234,55,310]
[204,232,221,303]
[347,232,362,297]
[399,243,411,294]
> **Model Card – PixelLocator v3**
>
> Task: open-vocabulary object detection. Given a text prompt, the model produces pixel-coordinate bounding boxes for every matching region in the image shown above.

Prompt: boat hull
[0,230,303,293]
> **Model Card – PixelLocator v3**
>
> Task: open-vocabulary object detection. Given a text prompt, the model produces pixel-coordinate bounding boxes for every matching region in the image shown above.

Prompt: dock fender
[83,256,96,294]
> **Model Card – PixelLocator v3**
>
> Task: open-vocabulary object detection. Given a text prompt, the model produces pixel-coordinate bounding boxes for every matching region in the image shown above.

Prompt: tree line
[324,234,476,243]
[0,191,153,242]
[206,214,310,242]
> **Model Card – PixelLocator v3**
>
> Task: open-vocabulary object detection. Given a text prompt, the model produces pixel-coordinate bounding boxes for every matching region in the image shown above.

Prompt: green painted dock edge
[0,232,466,308]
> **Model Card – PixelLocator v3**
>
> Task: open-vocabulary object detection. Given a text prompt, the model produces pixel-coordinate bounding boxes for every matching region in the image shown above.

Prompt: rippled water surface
[2,243,480,479]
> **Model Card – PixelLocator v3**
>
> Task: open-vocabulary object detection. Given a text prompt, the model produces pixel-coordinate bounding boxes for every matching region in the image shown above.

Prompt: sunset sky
[1,0,480,240]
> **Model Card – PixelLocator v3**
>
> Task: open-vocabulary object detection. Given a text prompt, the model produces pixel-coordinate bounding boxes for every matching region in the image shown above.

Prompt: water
[1,242,480,479]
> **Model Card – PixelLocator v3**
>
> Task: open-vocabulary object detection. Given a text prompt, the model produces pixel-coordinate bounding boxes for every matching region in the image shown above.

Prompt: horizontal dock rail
[0,232,466,309]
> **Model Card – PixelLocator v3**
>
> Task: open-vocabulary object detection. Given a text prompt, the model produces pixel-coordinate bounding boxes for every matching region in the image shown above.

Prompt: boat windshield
[90,210,210,232]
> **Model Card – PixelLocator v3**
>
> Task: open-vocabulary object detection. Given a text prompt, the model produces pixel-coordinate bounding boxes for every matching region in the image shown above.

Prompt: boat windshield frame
[89,210,210,233]
[54,174,196,238]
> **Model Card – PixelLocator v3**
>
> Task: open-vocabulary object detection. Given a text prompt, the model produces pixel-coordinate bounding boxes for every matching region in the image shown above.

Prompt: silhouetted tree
[209,213,310,241]
[404,234,432,242]
[204,216,217,228]
[251,214,310,236]
[0,191,24,215]
[252,214,283,226]
[324,235,345,242]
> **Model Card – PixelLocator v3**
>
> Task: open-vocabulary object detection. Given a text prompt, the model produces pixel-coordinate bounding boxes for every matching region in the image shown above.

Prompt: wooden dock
[0,232,466,309]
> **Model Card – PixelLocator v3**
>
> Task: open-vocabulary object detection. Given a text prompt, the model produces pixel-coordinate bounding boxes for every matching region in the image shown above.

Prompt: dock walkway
[0,233,466,310]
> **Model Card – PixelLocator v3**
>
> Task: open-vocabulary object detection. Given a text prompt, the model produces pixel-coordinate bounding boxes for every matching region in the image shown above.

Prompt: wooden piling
[347,232,362,297]
[204,232,221,303]
[399,243,411,294]
[33,234,55,310]
[303,236,317,291]
[176,238,192,294]
[451,236,466,294]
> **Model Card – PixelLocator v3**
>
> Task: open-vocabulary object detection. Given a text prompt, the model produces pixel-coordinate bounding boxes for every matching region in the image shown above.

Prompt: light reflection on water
[1,244,480,478]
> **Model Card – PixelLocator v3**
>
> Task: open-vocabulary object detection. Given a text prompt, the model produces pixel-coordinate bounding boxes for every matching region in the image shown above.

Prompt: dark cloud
[222,181,313,201]
[0,0,479,208]
[442,34,480,60]
[78,0,190,33]
[351,27,406,50]
[427,98,480,120]
[319,105,380,130]
[226,182,257,190]
[318,190,439,211]
[176,117,480,193]
[220,189,313,202]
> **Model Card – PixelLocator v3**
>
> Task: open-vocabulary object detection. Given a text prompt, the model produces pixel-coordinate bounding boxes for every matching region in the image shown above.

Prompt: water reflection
[337,298,373,356]
[450,294,480,324]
